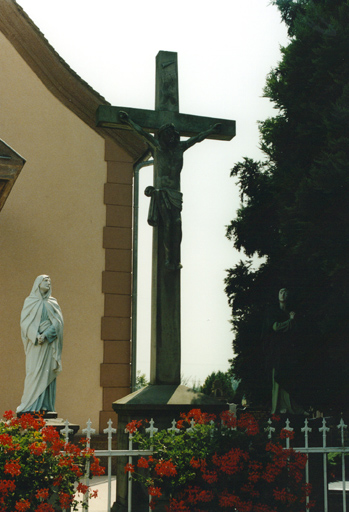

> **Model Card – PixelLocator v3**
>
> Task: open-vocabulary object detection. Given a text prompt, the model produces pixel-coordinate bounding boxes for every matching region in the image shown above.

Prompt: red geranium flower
[280,428,295,440]
[237,413,259,436]
[35,488,49,500]
[125,419,142,434]
[76,482,89,495]
[4,459,21,477]
[148,486,162,497]
[137,457,149,469]
[0,479,16,495]
[59,492,73,509]
[154,459,177,477]
[35,504,55,512]
[189,457,201,469]
[220,410,237,429]
[124,463,135,474]
[90,457,105,476]
[15,499,31,511]
[29,442,47,456]
[2,410,14,421]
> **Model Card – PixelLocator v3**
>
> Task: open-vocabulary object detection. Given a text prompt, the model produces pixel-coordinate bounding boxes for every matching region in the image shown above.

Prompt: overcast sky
[17,0,289,385]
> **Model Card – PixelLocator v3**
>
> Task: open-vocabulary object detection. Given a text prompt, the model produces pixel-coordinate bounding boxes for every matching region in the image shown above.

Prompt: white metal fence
[266,416,349,512]
[63,415,349,512]
[60,418,153,512]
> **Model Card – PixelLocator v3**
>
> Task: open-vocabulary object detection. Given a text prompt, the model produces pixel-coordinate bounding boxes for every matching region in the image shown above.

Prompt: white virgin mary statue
[17,275,64,414]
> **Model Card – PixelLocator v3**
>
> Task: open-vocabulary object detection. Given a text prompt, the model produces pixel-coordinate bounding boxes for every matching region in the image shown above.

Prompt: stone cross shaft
[97,51,235,386]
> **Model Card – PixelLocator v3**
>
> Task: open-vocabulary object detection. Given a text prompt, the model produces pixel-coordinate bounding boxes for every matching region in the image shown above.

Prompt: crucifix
[97,51,235,387]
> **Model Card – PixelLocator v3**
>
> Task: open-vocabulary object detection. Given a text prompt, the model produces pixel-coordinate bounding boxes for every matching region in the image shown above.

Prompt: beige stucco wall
[0,32,106,429]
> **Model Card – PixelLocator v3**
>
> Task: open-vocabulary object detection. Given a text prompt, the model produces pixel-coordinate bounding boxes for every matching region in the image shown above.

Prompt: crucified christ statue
[119,111,221,271]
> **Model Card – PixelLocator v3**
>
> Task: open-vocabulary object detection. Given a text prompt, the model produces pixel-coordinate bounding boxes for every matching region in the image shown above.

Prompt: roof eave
[0,0,147,161]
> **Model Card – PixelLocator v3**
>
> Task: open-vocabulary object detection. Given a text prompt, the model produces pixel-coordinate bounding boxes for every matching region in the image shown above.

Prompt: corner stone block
[105,249,132,272]
[101,317,131,341]
[103,387,131,411]
[102,271,131,295]
[104,294,131,317]
[104,138,134,163]
[106,205,132,228]
[100,363,131,388]
[104,183,132,206]
[103,227,132,250]
[107,161,133,184]
[103,340,131,364]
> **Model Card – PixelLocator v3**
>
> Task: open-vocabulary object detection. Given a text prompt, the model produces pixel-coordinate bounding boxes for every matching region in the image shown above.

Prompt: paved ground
[76,476,117,511]
[75,477,348,511]
[329,481,349,490]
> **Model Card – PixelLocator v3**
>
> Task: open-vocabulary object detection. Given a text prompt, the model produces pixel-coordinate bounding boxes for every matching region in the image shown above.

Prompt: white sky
[17,0,289,385]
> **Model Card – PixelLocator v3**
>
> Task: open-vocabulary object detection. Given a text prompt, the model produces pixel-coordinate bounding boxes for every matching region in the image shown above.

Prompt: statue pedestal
[112,385,227,512]
[16,411,80,440]
[45,417,80,440]
[16,410,58,418]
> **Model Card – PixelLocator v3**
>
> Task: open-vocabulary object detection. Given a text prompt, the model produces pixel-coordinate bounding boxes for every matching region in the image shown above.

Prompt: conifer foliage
[225,0,349,412]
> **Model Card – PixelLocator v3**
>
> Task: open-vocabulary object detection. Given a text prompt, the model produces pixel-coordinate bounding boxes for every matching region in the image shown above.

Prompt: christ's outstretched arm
[119,111,159,150]
[183,123,222,151]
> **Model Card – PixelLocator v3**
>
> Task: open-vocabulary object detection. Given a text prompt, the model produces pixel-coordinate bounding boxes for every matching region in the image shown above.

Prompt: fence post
[126,432,133,512]
[145,419,158,512]
[319,418,330,512]
[266,418,275,439]
[301,418,312,511]
[82,419,96,511]
[104,419,117,512]
[338,418,348,512]
[284,418,294,450]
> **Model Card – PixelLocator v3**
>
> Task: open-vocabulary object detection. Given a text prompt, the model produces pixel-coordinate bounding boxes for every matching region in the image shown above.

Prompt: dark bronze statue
[269,288,307,415]
[119,111,221,270]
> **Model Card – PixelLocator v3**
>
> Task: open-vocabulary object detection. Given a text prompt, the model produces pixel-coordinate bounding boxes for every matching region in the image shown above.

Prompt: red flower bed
[0,411,105,511]
[125,409,313,511]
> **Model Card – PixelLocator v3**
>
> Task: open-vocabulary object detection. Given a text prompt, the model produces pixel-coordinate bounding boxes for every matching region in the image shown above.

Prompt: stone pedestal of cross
[97,51,235,389]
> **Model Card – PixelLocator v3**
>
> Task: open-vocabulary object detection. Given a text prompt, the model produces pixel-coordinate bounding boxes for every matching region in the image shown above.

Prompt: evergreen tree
[201,371,236,402]
[225,0,349,413]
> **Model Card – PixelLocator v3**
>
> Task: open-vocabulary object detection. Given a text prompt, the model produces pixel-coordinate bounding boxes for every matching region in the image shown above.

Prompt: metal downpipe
[131,156,154,392]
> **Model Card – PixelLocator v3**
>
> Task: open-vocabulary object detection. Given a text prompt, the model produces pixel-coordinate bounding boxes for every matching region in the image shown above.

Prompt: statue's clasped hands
[37,334,45,345]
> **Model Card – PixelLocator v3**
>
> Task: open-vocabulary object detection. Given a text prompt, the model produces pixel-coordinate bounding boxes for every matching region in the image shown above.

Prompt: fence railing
[60,418,153,512]
[266,416,349,512]
[62,415,349,512]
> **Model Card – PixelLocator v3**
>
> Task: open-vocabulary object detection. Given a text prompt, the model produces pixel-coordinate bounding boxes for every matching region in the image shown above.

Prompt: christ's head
[158,124,180,148]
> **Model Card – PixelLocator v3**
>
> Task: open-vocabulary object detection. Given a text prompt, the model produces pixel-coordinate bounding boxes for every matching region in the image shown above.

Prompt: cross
[301,418,312,448]
[266,418,276,439]
[337,418,348,446]
[82,418,96,448]
[104,418,117,449]
[283,418,294,449]
[97,51,235,386]
[319,417,330,448]
[62,420,74,443]
[145,418,159,438]
[168,419,181,434]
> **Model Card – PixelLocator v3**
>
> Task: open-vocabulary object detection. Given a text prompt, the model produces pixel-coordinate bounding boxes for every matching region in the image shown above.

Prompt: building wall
[0,31,133,430]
